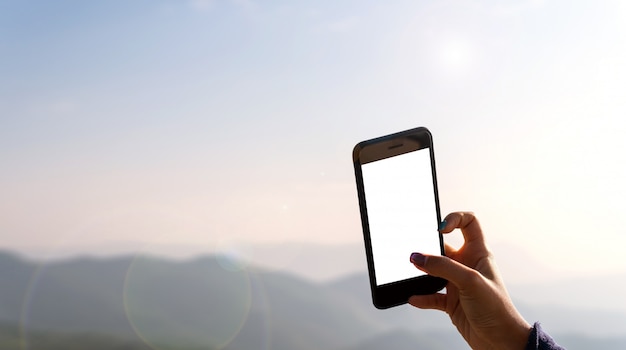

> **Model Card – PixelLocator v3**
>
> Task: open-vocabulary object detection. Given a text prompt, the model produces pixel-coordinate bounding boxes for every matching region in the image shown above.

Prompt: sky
[2,0,626,278]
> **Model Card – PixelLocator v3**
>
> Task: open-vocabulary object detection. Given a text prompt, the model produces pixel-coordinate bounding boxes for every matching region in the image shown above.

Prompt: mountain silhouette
[0,251,381,349]
[0,250,625,349]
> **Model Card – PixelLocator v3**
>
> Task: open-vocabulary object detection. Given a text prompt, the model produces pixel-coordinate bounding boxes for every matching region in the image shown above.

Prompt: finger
[444,242,458,258]
[442,212,484,244]
[410,252,481,290]
[408,293,447,312]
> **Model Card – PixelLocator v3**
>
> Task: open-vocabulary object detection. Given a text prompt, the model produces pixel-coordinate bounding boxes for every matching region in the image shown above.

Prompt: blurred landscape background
[1,249,626,349]
[2,0,626,349]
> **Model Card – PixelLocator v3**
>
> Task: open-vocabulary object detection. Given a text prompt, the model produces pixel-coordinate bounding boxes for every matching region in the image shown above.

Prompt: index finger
[440,212,484,244]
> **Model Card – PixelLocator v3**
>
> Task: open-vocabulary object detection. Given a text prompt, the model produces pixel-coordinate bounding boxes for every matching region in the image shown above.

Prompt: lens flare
[123,252,252,350]
[18,260,47,350]
[226,270,273,350]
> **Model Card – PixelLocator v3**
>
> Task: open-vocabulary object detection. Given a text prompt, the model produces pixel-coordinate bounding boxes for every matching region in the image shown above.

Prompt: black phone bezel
[353,127,447,309]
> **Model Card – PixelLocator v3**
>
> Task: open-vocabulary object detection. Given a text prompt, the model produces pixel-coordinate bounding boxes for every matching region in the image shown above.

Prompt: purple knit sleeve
[525,322,566,350]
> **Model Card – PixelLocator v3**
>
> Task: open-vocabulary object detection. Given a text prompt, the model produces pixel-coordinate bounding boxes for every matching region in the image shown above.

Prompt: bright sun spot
[438,39,473,75]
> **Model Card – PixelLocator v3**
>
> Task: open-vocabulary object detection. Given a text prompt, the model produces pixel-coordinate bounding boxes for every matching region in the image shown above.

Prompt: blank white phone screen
[361,148,441,286]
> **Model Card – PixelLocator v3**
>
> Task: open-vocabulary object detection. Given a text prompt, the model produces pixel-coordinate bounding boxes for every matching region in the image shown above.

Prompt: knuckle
[459,268,483,288]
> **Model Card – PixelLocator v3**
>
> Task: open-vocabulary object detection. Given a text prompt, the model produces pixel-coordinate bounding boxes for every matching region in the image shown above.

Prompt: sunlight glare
[438,39,474,76]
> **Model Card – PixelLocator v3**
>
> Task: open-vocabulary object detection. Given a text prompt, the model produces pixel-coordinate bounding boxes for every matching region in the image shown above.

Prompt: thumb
[410,252,480,290]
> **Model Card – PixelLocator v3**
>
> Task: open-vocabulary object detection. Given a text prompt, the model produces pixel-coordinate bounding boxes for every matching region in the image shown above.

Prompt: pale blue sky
[2,0,626,276]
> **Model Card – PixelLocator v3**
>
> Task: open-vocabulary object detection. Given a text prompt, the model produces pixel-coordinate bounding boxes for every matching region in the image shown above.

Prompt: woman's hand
[409,212,532,350]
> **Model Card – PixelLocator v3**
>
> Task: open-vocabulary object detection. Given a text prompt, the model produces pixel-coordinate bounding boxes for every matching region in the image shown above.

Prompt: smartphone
[353,127,447,309]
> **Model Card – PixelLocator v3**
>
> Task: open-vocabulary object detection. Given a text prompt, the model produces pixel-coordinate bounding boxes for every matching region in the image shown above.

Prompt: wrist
[501,318,533,350]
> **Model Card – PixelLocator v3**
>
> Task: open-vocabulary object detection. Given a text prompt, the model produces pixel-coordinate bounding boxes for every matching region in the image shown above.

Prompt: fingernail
[438,220,447,231]
[410,252,427,267]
